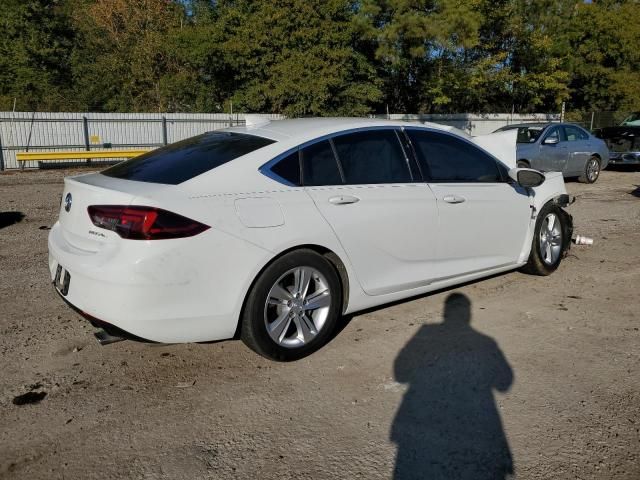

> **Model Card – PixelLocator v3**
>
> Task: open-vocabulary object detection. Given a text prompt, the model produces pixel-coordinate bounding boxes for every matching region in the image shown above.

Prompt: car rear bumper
[608,151,640,165]
[48,221,271,343]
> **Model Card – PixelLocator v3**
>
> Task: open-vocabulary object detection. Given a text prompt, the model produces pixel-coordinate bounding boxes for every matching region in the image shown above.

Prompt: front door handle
[442,195,466,204]
[328,195,360,205]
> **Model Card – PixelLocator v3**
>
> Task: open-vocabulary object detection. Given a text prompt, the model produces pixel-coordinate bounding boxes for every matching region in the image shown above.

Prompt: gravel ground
[0,168,639,479]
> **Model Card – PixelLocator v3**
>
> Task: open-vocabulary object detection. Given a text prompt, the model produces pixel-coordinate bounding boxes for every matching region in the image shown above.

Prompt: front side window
[543,126,564,143]
[332,130,412,185]
[103,132,275,185]
[564,125,589,141]
[407,130,502,183]
[301,140,342,186]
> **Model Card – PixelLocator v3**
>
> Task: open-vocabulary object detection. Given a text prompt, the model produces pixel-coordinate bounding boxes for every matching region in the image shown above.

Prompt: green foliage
[0,0,638,114]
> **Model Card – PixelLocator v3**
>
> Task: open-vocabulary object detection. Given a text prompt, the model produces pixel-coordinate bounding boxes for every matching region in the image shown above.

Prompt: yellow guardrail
[16,150,151,162]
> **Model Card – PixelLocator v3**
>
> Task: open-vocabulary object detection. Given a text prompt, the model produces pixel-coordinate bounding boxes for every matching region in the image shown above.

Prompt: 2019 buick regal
[49,118,573,360]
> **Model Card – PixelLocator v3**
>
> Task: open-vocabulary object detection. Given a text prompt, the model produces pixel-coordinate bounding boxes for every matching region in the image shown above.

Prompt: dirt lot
[0,168,639,479]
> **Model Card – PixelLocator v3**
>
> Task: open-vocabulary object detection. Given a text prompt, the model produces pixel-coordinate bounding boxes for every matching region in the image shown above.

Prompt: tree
[69,0,186,112]
[563,0,640,112]
[213,0,382,116]
[0,0,75,111]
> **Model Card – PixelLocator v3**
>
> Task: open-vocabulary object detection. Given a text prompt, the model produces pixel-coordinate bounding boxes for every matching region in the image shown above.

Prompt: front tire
[521,203,571,276]
[240,249,342,361]
[517,160,530,169]
[579,156,601,183]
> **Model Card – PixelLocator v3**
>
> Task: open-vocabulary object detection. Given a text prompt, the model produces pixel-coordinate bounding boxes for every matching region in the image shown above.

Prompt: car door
[539,126,569,172]
[406,129,531,278]
[303,129,441,296]
[563,125,591,175]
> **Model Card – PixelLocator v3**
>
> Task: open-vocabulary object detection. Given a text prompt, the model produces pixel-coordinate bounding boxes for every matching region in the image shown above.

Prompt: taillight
[87,205,209,240]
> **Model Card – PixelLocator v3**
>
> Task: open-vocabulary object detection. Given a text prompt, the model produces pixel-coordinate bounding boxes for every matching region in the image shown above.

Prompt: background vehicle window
[407,130,502,183]
[564,125,589,141]
[103,132,275,185]
[544,126,565,143]
[301,140,343,186]
[270,151,300,185]
[332,130,411,184]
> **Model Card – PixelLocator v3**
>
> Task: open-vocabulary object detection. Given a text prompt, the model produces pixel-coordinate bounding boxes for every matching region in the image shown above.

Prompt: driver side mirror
[508,168,546,188]
[543,136,559,145]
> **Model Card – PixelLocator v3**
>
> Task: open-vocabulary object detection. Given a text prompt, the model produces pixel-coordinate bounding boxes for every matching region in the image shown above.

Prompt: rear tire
[240,249,342,361]
[579,156,601,183]
[521,203,571,276]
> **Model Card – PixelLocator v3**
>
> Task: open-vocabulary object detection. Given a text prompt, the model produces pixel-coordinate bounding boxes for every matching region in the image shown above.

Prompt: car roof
[223,117,466,142]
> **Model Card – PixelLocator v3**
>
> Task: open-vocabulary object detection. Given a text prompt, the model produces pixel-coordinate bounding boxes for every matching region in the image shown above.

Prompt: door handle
[328,195,360,205]
[442,195,466,204]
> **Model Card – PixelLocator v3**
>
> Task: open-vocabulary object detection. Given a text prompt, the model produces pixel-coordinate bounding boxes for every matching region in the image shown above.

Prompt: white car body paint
[48,118,568,343]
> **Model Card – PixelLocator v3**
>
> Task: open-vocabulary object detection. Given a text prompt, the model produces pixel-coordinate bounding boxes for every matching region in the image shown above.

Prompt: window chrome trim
[259,125,418,186]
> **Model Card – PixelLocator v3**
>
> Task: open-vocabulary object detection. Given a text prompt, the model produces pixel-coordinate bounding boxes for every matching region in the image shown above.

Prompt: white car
[49,118,573,360]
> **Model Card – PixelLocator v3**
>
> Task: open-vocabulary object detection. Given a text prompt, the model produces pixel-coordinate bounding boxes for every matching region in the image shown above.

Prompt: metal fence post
[82,116,90,151]
[82,116,91,164]
[162,116,168,145]
[0,127,5,171]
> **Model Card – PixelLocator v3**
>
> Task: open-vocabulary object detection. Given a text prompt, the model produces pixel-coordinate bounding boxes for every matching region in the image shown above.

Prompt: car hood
[596,126,640,152]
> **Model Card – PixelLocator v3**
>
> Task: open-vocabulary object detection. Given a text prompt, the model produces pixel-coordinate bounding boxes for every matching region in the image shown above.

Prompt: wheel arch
[234,244,350,339]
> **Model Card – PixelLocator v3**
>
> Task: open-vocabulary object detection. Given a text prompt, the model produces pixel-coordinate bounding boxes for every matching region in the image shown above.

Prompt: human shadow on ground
[0,211,25,230]
[391,293,514,480]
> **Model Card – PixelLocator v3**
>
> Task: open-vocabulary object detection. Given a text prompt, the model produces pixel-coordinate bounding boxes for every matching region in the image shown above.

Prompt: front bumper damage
[608,151,640,165]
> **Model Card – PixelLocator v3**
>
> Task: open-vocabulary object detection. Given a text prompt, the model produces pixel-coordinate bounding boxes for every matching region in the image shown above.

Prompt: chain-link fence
[564,111,634,131]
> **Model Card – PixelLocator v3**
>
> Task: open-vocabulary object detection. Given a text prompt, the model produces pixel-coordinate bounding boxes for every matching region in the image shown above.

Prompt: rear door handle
[328,195,360,205]
[442,195,466,204]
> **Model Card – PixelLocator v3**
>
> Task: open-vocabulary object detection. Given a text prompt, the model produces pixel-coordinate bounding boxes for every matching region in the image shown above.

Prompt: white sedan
[49,118,573,360]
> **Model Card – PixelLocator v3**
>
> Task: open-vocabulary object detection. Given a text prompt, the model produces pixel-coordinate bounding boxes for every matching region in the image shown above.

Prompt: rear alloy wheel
[521,203,570,276]
[579,156,601,183]
[241,250,342,361]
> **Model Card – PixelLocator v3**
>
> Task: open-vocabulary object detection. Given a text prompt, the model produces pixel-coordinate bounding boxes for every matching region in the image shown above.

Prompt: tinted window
[103,132,275,185]
[301,140,342,186]
[270,151,300,185]
[407,130,502,183]
[333,130,411,184]
[564,125,589,141]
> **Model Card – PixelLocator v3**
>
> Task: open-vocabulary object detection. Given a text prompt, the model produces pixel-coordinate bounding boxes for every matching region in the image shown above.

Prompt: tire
[240,249,342,361]
[579,156,601,183]
[517,160,530,169]
[521,203,572,276]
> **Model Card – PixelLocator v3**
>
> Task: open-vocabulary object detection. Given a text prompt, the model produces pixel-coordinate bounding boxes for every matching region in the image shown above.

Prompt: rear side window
[564,125,589,141]
[103,132,275,185]
[301,140,343,186]
[408,130,502,183]
[270,151,301,185]
[333,130,411,184]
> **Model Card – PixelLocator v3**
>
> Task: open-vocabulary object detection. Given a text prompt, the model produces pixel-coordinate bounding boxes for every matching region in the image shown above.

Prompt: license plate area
[54,264,71,296]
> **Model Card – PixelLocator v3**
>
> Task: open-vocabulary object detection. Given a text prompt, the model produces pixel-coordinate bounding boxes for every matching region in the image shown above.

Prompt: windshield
[515,126,545,144]
[102,132,276,185]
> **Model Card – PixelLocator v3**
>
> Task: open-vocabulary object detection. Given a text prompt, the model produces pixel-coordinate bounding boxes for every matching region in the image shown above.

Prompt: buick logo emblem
[64,193,72,212]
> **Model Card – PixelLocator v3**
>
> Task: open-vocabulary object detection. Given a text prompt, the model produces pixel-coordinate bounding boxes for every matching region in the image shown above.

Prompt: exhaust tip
[94,329,126,346]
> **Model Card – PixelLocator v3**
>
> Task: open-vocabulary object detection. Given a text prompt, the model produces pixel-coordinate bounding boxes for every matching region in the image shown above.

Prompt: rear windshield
[102,132,276,184]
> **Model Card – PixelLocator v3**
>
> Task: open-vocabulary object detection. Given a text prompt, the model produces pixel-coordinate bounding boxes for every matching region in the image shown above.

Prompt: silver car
[494,123,609,183]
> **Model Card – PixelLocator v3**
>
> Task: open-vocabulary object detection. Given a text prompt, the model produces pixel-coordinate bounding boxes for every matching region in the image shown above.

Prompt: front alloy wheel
[539,213,563,265]
[521,202,571,276]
